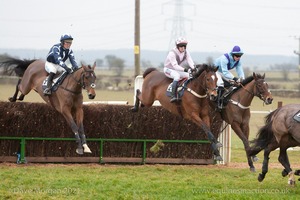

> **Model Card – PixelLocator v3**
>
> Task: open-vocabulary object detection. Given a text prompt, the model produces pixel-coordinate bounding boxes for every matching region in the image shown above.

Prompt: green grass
[1,164,299,200]
[0,80,299,199]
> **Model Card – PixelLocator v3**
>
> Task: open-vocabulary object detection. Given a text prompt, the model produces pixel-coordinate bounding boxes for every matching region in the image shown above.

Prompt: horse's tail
[249,110,278,156]
[143,67,157,78]
[0,55,36,77]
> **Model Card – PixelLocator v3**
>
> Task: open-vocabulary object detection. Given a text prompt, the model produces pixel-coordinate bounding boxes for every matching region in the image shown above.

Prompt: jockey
[43,33,79,95]
[214,45,245,110]
[164,37,195,103]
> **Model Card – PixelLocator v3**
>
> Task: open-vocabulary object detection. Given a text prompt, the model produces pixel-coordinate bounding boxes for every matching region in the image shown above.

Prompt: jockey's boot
[217,86,225,111]
[170,80,179,103]
[43,72,55,96]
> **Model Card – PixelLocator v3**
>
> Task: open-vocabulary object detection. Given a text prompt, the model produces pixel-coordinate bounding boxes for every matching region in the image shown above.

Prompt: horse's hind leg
[131,89,141,112]
[8,78,21,102]
[258,142,277,182]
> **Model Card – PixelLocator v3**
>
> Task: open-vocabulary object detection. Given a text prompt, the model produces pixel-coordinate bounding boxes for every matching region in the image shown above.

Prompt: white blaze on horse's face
[211,75,216,81]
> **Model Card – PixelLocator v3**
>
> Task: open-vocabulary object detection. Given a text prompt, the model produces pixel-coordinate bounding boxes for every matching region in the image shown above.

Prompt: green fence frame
[0,137,210,164]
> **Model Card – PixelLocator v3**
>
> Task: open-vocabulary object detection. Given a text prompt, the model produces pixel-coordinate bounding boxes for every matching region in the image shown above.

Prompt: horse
[0,56,97,155]
[249,104,300,186]
[131,64,224,161]
[214,73,273,172]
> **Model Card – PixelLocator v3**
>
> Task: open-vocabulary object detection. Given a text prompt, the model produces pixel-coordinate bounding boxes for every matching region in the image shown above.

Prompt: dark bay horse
[0,56,97,154]
[216,73,273,172]
[131,64,224,161]
[249,104,300,186]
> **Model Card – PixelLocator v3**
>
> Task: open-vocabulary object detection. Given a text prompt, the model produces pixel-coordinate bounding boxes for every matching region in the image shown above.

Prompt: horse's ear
[253,72,257,79]
[262,73,265,79]
[92,62,96,70]
[214,66,219,72]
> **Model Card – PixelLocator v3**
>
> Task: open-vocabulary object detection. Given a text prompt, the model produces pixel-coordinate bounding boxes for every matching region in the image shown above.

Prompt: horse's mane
[193,64,217,78]
[143,67,157,78]
[240,73,265,85]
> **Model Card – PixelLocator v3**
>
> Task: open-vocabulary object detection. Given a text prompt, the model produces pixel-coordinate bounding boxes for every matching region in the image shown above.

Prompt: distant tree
[104,55,125,76]
[141,59,154,69]
[270,63,297,81]
[95,59,103,68]
[158,62,164,69]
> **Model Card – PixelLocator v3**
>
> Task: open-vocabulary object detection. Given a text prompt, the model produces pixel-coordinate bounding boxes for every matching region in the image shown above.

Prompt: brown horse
[249,104,300,186]
[0,56,97,154]
[215,73,273,172]
[131,64,223,161]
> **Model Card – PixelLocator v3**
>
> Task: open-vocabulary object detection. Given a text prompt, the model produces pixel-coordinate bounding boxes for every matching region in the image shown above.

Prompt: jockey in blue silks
[43,33,79,95]
[164,37,195,103]
[214,45,245,110]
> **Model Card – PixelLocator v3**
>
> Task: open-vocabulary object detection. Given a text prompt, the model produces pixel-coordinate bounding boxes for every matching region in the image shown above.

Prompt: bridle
[185,67,217,99]
[61,67,96,94]
[239,78,268,101]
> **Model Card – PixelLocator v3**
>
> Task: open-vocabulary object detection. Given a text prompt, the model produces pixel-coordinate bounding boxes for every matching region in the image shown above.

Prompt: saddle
[220,79,239,107]
[166,78,190,99]
[42,72,68,92]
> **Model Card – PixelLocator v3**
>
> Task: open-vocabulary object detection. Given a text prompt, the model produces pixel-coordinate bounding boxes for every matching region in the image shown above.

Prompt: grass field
[0,80,299,199]
[1,163,300,200]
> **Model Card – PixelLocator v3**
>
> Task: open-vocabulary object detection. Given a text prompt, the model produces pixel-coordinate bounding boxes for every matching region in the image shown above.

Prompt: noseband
[80,68,96,89]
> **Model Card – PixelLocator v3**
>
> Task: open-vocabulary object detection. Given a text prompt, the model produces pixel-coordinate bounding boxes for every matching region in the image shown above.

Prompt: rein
[228,82,254,110]
[184,70,211,99]
[60,68,91,95]
[229,79,266,109]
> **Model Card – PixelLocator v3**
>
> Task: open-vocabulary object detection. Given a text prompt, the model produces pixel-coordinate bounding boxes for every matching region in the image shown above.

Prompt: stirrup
[170,97,178,103]
[43,88,51,96]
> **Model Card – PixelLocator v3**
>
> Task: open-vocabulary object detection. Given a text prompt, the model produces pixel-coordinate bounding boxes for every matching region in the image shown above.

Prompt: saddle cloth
[42,72,67,92]
[293,110,300,123]
[166,78,190,98]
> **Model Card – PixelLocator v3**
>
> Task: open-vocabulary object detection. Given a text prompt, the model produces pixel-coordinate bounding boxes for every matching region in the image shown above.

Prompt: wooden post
[278,101,283,108]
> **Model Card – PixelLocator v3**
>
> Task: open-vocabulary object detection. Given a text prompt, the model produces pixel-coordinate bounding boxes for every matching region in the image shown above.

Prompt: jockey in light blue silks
[164,37,195,103]
[214,45,245,110]
[43,33,79,95]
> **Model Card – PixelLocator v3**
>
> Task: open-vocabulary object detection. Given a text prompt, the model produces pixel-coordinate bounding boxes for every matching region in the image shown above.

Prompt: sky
[0,0,300,56]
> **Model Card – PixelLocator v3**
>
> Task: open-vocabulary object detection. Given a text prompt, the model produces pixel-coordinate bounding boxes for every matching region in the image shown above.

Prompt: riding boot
[217,86,225,111]
[43,72,55,96]
[170,80,179,103]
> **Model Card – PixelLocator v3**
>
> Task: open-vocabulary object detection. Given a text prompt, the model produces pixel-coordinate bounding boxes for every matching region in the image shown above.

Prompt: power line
[162,0,195,50]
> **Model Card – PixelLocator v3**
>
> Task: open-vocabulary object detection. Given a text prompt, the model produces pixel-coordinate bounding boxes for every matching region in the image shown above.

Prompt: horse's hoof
[215,155,223,161]
[250,167,256,173]
[282,169,288,177]
[295,170,300,176]
[76,148,84,155]
[252,156,259,162]
[258,173,264,182]
[8,97,16,102]
[216,142,223,148]
[288,180,296,186]
[83,144,92,153]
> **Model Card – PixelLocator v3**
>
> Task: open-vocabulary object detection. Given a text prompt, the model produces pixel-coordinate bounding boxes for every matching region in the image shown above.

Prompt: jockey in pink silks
[164,37,195,103]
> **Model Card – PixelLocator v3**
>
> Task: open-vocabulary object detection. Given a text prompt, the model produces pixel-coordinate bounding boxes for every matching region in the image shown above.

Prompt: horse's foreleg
[231,122,256,172]
[76,109,92,154]
[194,113,222,161]
[62,111,84,154]
[131,89,141,112]
[8,78,21,102]
[278,147,295,186]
